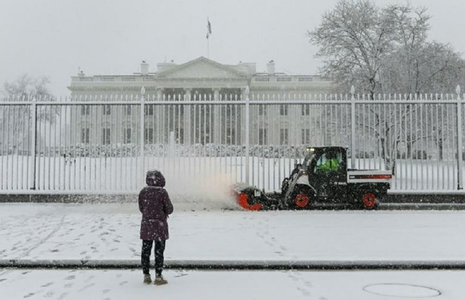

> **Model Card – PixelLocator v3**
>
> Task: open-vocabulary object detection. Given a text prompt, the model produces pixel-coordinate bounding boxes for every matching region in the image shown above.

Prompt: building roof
[69,57,334,93]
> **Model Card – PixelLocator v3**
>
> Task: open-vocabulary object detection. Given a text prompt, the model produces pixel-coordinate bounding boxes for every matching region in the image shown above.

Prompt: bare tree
[0,74,57,154]
[309,0,465,94]
[382,42,464,94]
[308,0,398,98]
[309,0,465,171]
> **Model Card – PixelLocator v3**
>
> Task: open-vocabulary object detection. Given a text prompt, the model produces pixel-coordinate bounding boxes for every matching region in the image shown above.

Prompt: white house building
[68,57,335,147]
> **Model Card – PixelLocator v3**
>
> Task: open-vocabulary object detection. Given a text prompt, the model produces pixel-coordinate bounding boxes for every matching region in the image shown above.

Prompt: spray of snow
[163,169,240,211]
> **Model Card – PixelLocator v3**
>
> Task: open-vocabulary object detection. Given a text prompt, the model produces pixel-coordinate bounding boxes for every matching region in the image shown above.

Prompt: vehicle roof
[307,146,347,151]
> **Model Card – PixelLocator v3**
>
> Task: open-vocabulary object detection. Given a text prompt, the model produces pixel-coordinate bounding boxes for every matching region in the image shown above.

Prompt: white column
[213,88,221,144]
[184,88,191,144]
[156,88,163,144]
[241,88,248,144]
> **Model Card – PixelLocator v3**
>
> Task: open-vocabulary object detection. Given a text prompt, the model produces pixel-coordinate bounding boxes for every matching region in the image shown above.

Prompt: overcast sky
[1,0,464,96]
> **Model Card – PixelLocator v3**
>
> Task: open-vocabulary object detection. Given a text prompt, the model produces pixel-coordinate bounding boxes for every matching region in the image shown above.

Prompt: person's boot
[143,273,152,284]
[154,275,168,285]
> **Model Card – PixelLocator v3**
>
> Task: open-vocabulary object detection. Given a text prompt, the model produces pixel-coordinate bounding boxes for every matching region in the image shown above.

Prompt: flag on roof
[206,19,212,39]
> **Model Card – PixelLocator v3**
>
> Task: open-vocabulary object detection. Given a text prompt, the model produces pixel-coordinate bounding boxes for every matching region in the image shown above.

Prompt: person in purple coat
[139,170,174,285]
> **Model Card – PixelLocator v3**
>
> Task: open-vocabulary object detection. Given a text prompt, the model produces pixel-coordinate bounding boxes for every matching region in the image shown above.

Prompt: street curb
[1,259,465,270]
[378,203,465,210]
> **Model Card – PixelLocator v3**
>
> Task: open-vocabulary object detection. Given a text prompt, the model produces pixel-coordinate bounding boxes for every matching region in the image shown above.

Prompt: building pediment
[156,57,248,80]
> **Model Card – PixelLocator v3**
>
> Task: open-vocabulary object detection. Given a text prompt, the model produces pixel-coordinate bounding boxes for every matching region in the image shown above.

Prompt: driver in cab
[316,152,340,172]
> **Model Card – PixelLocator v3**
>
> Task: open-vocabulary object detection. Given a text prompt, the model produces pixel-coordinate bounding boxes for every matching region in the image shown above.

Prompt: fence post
[30,96,37,190]
[140,87,146,186]
[350,86,356,169]
[456,85,463,189]
[245,86,250,184]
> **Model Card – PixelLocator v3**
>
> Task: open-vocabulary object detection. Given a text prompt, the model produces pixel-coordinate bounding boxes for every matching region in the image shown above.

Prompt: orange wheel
[362,192,377,209]
[237,193,263,211]
[295,193,309,208]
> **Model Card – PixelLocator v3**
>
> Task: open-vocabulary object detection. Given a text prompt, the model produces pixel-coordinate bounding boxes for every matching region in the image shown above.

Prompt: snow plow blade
[231,183,264,211]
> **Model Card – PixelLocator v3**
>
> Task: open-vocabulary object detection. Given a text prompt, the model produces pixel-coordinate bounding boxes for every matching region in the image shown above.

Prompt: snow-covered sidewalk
[1,202,464,299]
[2,269,463,300]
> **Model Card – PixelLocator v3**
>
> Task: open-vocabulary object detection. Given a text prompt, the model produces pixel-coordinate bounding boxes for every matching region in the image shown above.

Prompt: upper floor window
[103,105,111,115]
[145,105,154,116]
[81,105,90,116]
[302,104,310,116]
[125,105,132,116]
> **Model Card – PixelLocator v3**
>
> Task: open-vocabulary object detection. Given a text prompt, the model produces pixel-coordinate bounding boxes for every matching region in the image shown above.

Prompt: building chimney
[141,60,149,75]
[267,60,275,75]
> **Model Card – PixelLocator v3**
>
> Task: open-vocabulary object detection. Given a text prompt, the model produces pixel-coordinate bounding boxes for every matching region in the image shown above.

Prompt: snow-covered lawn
[0,202,464,299]
[2,155,464,193]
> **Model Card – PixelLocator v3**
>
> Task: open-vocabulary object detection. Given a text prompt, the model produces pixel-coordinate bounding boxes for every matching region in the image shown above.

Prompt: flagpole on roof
[206,17,212,58]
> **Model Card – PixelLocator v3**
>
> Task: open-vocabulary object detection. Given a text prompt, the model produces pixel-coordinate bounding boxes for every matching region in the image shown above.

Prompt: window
[145,105,154,116]
[259,128,267,145]
[103,105,111,115]
[102,128,111,145]
[279,105,288,116]
[316,152,342,172]
[226,128,236,145]
[280,128,288,145]
[81,128,90,143]
[258,105,267,116]
[176,128,184,144]
[81,105,90,116]
[124,128,132,143]
[145,128,154,144]
[302,129,310,144]
[302,104,310,116]
[125,105,132,115]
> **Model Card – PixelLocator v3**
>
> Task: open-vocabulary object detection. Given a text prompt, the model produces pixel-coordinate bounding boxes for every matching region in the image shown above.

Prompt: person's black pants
[141,240,166,276]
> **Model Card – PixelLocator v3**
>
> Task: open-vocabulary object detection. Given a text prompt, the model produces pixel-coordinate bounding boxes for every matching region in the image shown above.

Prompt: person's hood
[146,170,165,187]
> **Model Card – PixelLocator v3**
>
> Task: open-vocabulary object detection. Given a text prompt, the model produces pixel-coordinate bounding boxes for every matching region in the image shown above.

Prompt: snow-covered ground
[2,155,464,193]
[0,202,464,299]
[2,269,462,300]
